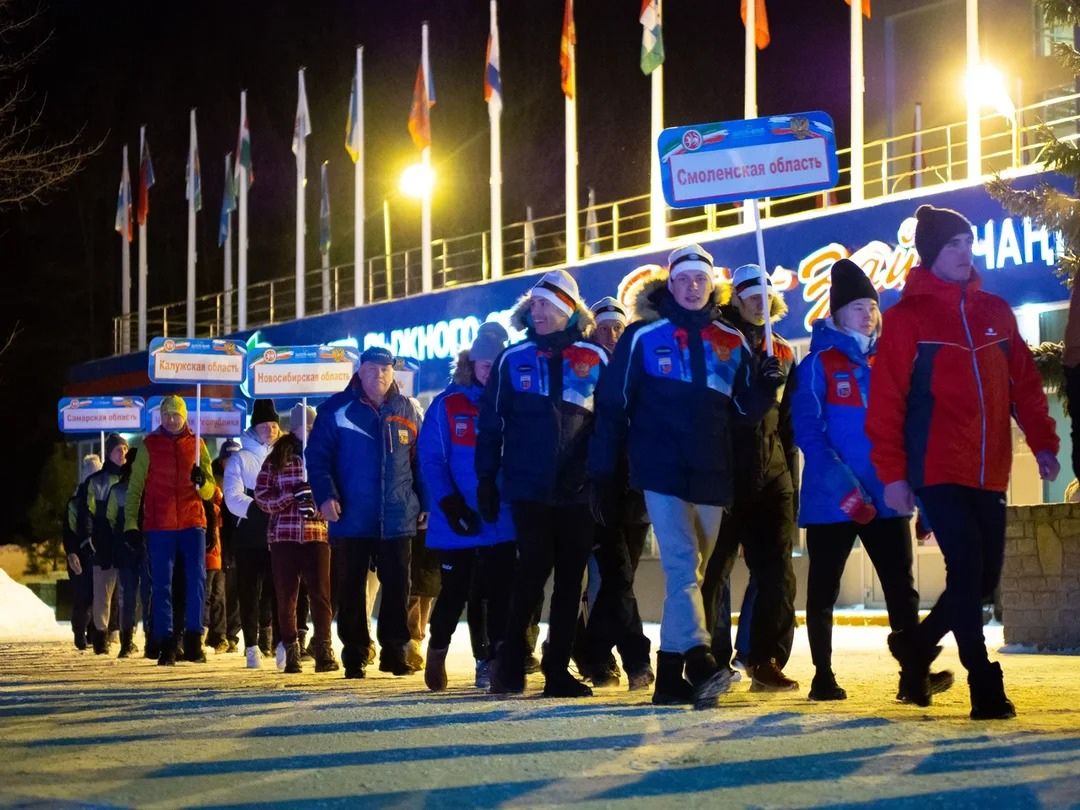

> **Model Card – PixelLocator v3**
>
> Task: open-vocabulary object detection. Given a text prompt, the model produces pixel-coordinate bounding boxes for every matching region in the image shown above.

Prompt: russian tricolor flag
[484,5,502,115]
[115,145,132,242]
[137,131,155,226]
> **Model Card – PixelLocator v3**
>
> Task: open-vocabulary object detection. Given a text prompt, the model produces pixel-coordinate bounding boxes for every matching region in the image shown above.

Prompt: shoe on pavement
[750,659,800,693]
[344,665,366,679]
[808,669,847,701]
[543,669,593,698]
[425,646,449,692]
[275,642,287,672]
[475,659,492,690]
[627,663,656,692]
[245,646,262,669]
[405,639,424,672]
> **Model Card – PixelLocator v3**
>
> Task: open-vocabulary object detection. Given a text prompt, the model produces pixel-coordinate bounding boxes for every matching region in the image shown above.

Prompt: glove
[839,488,877,525]
[123,529,143,551]
[438,494,482,537]
[293,482,318,520]
[79,537,96,561]
[588,478,620,528]
[477,477,500,524]
[205,531,216,551]
[190,465,206,489]
[757,355,786,389]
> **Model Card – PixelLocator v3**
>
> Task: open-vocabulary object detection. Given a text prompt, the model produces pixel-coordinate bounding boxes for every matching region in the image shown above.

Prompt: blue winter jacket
[589,282,776,507]
[419,372,515,550]
[306,376,429,541]
[792,319,910,526]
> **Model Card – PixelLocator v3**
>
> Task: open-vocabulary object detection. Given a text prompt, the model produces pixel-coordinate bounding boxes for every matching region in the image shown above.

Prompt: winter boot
[652,651,694,706]
[627,662,656,692]
[489,644,526,695]
[378,652,414,677]
[258,625,273,658]
[92,627,109,655]
[366,640,377,665]
[750,659,800,693]
[284,642,303,674]
[474,658,492,690]
[183,631,206,663]
[157,636,177,667]
[542,667,593,698]
[589,655,622,688]
[73,627,87,651]
[144,638,159,659]
[226,639,239,654]
[808,669,847,701]
[298,632,313,661]
[686,646,736,709]
[969,662,1016,720]
[245,646,262,669]
[405,639,424,672]
[117,629,136,659]
[425,646,449,692]
[889,629,946,707]
[314,641,340,673]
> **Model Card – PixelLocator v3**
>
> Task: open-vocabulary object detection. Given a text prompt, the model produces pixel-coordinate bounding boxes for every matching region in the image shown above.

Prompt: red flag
[560,0,576,99]
[740,0,769,50]
[407,64,433,150]
[844,0,871,18]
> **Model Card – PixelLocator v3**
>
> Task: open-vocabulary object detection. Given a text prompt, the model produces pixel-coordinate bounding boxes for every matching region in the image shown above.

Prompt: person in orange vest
[124,395,216,665]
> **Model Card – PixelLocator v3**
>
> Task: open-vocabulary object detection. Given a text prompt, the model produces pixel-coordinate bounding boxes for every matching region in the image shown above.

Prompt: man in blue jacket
[306,346,429,678]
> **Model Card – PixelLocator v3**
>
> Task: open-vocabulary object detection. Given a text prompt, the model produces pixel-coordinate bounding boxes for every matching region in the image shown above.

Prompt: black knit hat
[914,204,973,268]
[104,432,127,458]
[251,398,279,426]
[830,259,878,315]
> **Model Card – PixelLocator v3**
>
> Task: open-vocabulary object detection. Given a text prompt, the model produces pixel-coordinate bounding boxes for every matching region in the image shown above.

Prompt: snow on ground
[0,622,1077,808]
[0,567,69,642]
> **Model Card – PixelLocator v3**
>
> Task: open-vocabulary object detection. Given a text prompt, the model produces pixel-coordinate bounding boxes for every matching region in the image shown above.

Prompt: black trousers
[429,543,516,653]
[805,517,919,672]
[223,563,242,644]
[499,501,594,678]
[704,475,797,667]
[333,537,412,671]
[235,547,276,650]
[467,572,489,660]
[583,521,651,672]
[68,551,94,644]
[1066,364,1080,483]
[915,485,1007,675]
[203,569,227,645]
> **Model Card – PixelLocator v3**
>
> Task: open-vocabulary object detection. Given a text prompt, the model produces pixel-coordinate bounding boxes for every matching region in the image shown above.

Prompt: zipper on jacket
[958,292,987,487]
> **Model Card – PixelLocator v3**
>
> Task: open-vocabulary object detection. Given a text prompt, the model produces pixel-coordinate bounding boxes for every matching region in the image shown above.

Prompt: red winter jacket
[867,266,1058,492]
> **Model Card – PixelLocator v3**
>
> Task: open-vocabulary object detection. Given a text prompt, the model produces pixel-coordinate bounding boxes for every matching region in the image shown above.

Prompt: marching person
[306,346,429,679]
[868,204,1060,719]
[703,263,799,692]
[124,395,215,665]
[215,439,243,653]
[103,447,146,658]
[590,246,783,708]
[478,270,605,698]
[64,454,102,651]
[793,258,952,701]
[203,460,228,654]
[418,321,515,691]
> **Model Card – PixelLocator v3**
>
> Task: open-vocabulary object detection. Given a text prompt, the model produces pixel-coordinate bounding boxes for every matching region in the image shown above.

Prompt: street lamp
[399,162,435,200]
[965,63,1016,122]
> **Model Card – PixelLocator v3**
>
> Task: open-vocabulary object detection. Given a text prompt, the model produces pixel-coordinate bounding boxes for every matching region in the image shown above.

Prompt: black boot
[92,626,109,655]
[889,629,951,707]
[73,627,87,651]
[284,642,303,674]
[969,662,1016,720]
[541,660,593,698]
[489,644,526,695]
[117,629,136,659]
[157,636,177,666]
[685,646,735,709]
[314,640,340,673]
[300,633,314,661]
[144,638,159,659]
[652,651,694,706]
[808,669,847,701]
[183,631,206,663]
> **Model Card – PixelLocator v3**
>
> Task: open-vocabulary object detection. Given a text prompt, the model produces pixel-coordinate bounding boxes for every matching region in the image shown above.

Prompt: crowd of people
[62,203,1062,721]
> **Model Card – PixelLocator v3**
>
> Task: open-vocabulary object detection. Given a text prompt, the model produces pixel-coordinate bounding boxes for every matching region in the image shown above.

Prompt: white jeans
[644,491,725,654]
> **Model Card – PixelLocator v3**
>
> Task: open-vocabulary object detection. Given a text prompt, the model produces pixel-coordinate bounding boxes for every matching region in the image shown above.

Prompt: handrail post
[881,142,888,198]
[162,305,168,338]
[269,282,275,324]
[946,125,953,182]
[442,240,449,288]
[482,232,489,280]
[612,202,620,251]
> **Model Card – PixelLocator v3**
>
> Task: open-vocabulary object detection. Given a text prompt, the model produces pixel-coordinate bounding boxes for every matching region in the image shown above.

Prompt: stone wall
[1000,503,1080,650]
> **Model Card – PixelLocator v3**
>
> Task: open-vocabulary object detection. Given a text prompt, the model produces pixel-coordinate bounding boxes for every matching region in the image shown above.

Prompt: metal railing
[113,92,1080,355]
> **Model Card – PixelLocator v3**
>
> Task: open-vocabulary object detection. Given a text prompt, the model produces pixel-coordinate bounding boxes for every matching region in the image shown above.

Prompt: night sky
[0,0,849,540]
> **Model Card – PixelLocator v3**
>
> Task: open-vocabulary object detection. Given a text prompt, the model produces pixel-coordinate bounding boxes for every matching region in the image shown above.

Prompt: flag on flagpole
[484,6,503,114]
[844,0,871,18]
[115,148,132,242]
[407,48,436,150]
[137,135,155,225]
[219,152,237,247]
[639,0,664,75]
[741,0,770,50]
[320,161,331,255]
[346,68,362,163]
[186,114,202,212]
[236,104,254,187]
[560,0,576,99]
[293,70,312,157]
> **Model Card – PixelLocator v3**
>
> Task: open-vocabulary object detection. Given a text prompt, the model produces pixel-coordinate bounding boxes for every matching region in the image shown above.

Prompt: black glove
[293,482,318,520]
[438,494,482,537]
[477,477,500,524]
[190,465,206,489]
[758,355,786,389]
[123,529,143,552]
[589,478,620,528]
[79,537,96,561]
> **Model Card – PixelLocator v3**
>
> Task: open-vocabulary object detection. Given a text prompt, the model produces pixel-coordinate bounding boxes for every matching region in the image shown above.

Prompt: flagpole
[743,1,757,226]
[850,0,865,203]
[295,68,309,320]
[421,23,434,293]
[187,108,197,336]
[238,91,249,332]
[489,0,503,280]
[321,160,331,314]
[120,145,131,354]
[648,0,665,245]
[966,0,980,179]
[138,126,148,351]
[223,153,233,334]
[565,93,578,265]
[524,204,535,272]
[354,46,365,307]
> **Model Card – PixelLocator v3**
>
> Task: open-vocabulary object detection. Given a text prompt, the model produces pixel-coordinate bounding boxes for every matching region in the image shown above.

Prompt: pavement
[1,623,1078,809]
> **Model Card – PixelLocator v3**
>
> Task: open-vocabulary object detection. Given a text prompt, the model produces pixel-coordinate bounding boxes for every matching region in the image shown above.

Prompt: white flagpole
[195,384,202,467]
[749,202,773,357]
[850,0,865,203]
[649,0,665,245]
[186,108,197,337]
[238,91,249,332]
[295,68,309,320]
[489,0,504,280]
[966,0,981,179]
[565,91,578,263]
[138,126,148,351]
[421,23,434,293]
[743,1,757,225]
[223,154,233,334]
[354,46,365,307]
[120,145,131,354]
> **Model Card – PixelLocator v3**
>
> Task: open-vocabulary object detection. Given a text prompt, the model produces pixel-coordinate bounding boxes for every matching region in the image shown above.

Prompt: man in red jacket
[868,204,1060,720]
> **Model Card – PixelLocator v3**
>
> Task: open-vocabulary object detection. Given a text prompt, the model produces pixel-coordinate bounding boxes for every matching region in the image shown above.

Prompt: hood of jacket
[509,291,595,344]
[632,275,730,325]
[451,349,475,386]
[717,285,789,323]
[901,265,983,302]
[239,427,271,457]
[808,317,875,362]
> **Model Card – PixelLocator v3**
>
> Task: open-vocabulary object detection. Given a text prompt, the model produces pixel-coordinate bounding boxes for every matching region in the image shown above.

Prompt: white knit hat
[591,296,627,325]
[667,244,714,280]
[530,269,581,318]
[731,263,774,300]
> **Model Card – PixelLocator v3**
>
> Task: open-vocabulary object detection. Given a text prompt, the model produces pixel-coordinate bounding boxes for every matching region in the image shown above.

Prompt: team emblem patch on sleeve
[836,380,851,398]
[398,428,410,445]
[454,417,469,438]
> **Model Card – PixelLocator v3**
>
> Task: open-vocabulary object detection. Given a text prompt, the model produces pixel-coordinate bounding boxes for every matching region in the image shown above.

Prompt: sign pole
[747,199,774,357]
[100,430,105,460]
[301,395,308,479]
[195,383,203,459]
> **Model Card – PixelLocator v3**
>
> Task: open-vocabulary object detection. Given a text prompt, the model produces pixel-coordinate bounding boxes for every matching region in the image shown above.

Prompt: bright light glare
[399,163,435,199]
[965,63,1016,121]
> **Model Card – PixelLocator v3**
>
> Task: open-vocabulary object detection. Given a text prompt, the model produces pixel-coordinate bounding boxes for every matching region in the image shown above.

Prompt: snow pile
[0,568,68,642]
